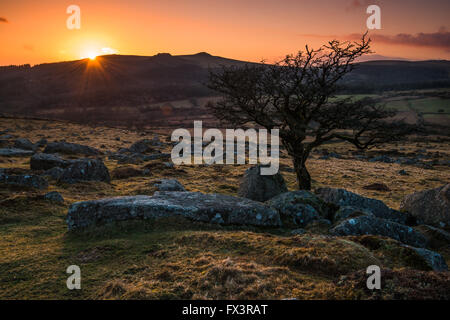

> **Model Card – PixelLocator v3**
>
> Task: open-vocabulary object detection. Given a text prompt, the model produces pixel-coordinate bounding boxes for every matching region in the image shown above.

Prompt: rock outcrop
[42,167,64,180]
[266,191,329,227]
[0,172,48,189]
[331,216,427,248]
[238,165,287,202]
[127,139,159,154]
[153,179,186,191]
[316,187,409,224]
[0,148,34,157]
[111,166,143,179]
[44,141,101,155]
[333,206,374,223]
[66,191,281,230]
[400,184,449,228]
[414,225,450,249]
[59,159,110,183]
[30,153,70,170]
[44,191,64,204]
[14,138,36,151]
[406,246,448,271]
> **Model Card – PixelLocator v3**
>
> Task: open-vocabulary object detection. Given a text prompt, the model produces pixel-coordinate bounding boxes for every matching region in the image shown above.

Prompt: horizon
[3,51,450,68]
[1,0,450,66]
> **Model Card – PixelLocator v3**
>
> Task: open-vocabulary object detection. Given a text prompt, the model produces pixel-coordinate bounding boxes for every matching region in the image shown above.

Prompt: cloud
[345,0,375,12]
[101,47,119,55]
[349,28,450,51]
[0,17,8,23]
[23,45,34,52]
[299,28,450,52]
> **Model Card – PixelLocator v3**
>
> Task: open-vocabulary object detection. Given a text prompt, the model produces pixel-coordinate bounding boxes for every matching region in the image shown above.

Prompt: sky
[1,0,449,66]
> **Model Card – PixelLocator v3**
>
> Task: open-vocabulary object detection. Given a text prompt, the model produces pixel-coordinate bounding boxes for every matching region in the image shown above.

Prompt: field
[334,91,450,127]
[0,117,449,299]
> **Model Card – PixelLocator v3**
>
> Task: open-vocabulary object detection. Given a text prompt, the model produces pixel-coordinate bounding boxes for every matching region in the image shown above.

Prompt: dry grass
[0,117,449,299]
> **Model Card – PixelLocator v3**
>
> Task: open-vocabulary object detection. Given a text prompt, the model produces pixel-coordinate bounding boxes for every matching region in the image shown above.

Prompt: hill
[0,53,449,127]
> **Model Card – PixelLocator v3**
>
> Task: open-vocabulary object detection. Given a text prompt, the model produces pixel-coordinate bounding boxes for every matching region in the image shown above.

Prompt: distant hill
[0,53,449,126]
[341,60,450,92]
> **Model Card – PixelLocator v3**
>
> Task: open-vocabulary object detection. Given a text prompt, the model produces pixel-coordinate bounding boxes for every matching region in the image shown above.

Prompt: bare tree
[207,35,416,190]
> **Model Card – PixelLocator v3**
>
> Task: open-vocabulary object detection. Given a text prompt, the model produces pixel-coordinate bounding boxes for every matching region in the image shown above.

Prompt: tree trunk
[293,156,311,190]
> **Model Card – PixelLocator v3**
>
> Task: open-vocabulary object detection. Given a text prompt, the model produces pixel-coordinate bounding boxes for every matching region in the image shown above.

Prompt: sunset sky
[1,0,450,66]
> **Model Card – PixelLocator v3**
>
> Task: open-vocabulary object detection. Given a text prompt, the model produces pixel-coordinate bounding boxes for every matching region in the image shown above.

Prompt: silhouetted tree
[207,35,417,190]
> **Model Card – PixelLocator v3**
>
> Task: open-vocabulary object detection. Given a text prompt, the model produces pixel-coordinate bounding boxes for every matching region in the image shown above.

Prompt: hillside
[0,54,449,128]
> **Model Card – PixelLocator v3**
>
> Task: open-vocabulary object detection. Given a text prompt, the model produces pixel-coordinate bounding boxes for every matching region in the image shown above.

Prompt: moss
[348,235,433,271]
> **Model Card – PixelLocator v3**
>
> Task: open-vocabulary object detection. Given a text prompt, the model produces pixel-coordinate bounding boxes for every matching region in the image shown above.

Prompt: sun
[79,46,118,61]
[80,48,99,60]
[87,52,97,60]
[85,51,98,60]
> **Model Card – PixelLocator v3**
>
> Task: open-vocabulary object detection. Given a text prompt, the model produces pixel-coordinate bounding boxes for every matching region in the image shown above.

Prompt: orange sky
[1,0,449,66]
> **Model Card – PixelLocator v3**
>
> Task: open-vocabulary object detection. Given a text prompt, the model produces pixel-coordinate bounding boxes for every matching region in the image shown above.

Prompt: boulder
[128,139,157,154]
[400,184,449,228]
[415,225,450,249]
[66,191,281,230]
[59,159,110,184]
[44,191,64,204]
[142,153,171,161]
[238,165,287,202]
[406,246,448,272]
[0,148,34,157]
[266,191,328,227]
[0,172,48,189]
[363,183,390,192]
[315,188,409,225]
[333,206,374,223]
[154,179,185,191]
[42,167,64,180]
[14,138,35,151]
[30,153,70,170]
[44,141,101,155]
[111,167,143,179]
[331,216,427,248]
[113,153,144,164]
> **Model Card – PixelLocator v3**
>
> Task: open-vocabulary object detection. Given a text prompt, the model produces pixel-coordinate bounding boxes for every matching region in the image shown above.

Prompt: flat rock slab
[331,216,427,248]
[67,191,281,230]
[30,153,71,170]
[0,148,34,157]
[0,172,48,189]
[44,142,101,156]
